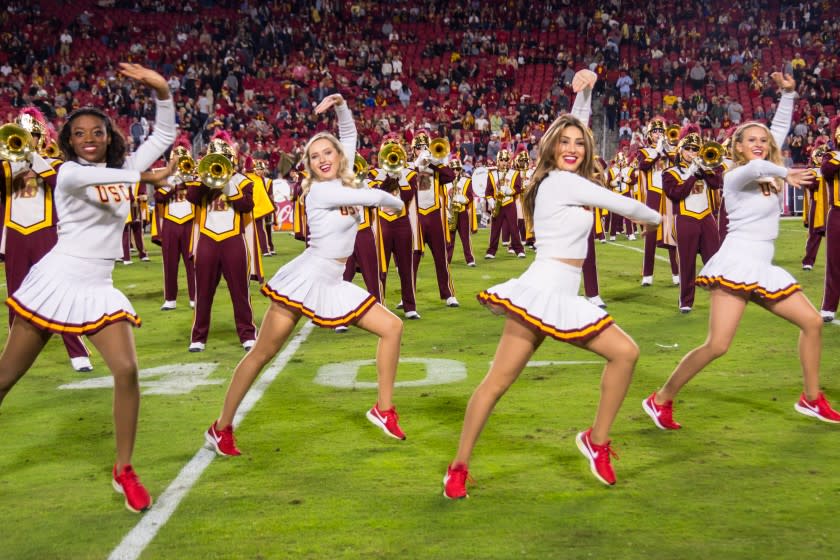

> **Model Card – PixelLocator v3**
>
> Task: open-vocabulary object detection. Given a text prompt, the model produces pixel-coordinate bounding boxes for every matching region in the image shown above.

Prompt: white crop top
[53,97,176,259]
[534,170,661,259]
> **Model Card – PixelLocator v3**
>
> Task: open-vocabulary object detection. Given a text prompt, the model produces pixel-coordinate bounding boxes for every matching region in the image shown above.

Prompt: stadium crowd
[1,0,838,173]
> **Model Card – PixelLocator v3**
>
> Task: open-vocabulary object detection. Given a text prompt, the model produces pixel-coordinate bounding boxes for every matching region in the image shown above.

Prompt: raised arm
[121,64,177,171]
[769,72,796,148]
[569,69,597,126]
[315,94,357,163]
[724,159,788,192]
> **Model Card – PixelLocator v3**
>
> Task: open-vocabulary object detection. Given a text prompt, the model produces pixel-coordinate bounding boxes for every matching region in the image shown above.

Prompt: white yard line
[109,321,315,560]
[605,239,670,262]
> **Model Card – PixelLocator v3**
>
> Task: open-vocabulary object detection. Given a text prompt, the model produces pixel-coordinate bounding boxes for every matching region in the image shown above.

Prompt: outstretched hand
[118,63,170,100]
[572,69,598,93]
[314,94,346,114]
[785,168,815,189]
[770,71,796,93]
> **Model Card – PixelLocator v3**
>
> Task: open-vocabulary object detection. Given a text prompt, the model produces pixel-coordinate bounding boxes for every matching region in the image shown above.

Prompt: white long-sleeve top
[722,91,795,242]
[723,159,789,241]
[570,86,593,125]
[334,103,357,163]
[534,170,661,259]
[305,180,403,259]
[53,97,176,258]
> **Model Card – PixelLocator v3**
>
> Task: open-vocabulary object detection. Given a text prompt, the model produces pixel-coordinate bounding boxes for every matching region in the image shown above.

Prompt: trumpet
[665,124,681,147]
[0,123,33,162]
[197,153,234,189]
[171,146,197,179]
[699,141,724,169]
[378,141,407,175]
[354,152,369,181]
[43,139,61,159]
[429,137,450,163]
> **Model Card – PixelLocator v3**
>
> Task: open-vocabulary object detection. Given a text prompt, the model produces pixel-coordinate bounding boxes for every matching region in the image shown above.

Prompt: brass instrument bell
[429,137,450,161]
[699,141,724,169]
[665,124,681,146]
[378,140,407,175]
[0,123,34,162]
[197,153,234,189]
[811,144,828,168]
[43,139,61,159]
[353,152,369,181]
[171,146,197,178]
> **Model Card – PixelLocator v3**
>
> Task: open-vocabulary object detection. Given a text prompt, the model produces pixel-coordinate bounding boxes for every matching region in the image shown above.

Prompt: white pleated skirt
[477,258,613,343]
[696,236,800,301]
[6,251,140,335]
[261,249,376,327]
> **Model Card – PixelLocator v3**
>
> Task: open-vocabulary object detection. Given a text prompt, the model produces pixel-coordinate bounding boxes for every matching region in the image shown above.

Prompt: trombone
[354,152,369,181]
[378,141,407,175]
[699,141,724,169]
[197,153,234,189]
[665,124,681,148]
[0,123,34,162]
[171,146,197,179]
[429,137,450,163]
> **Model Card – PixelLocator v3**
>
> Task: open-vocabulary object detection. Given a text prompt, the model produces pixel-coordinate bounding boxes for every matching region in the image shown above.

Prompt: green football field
[1,220,838,559]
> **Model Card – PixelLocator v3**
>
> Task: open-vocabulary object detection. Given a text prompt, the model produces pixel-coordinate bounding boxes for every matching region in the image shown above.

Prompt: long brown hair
[300,132,357,196]
[728,121,783,189]
[522,114,597,231]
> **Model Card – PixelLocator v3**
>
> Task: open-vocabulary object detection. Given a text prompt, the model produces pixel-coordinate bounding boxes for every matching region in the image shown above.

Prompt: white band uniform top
[262,103,404,327]
[479,170,661,342]
[696,90,800,301]
[6,97,177,335]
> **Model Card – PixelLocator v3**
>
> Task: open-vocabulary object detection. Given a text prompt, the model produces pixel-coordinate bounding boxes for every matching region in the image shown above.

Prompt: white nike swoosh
[803,402,820,413]
[213,432,223,444]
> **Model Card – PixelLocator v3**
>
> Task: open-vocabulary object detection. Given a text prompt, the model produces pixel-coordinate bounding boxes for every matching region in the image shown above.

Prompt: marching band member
[636,118,680,286]
[372,137,421,319]
[409,133,459,307]
[801,142,828,271]
[484,149,525,259]
[154,141,196,311]
[514,150,535,248]
[205,94,408,456]
[186,131,258,352]
[246,158,276,257]
[0,63,176,512]
[0,107,93,372]
[445,158,478,266]
[819,119,840,322]
[120,181,149,264]
[663,125,723,313]
[444,81,662,497]
[606,151,637,241]
[644,72,840,429]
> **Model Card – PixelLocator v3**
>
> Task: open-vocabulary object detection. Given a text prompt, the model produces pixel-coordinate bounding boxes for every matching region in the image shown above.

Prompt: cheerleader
[0,63,176,512]
[644,73,840,430]
[443,74,661,498]
[205,94,407,457]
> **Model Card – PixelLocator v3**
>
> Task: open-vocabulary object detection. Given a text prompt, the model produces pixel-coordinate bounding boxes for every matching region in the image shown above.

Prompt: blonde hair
[300,132,358,195]
[522,114,598,231]
[728,122,784,189]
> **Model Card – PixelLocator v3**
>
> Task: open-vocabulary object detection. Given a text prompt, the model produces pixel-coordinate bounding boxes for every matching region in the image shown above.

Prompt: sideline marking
[108,321,314,560]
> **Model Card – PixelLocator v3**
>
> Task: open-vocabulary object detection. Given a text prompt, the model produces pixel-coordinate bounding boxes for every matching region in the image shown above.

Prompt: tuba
[0,123,33,162]
[378,140,407,175]
[429,137,450,163]
[171,146,197,179]
[492,169,508,218]
[699,141,724,169]
[197,153,234,189]
[665,124,681,147]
